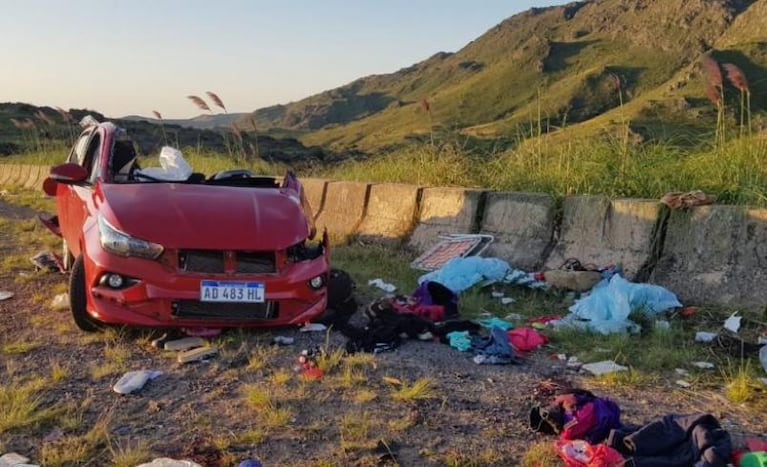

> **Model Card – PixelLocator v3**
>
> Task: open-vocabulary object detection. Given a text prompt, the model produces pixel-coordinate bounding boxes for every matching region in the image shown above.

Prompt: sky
[1,0,564,119]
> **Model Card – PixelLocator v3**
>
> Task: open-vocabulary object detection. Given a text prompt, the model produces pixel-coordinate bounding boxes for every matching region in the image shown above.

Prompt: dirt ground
[0,195,765,467]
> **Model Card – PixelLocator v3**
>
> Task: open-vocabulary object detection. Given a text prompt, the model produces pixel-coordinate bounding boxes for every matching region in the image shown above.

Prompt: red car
[42,121,329,332]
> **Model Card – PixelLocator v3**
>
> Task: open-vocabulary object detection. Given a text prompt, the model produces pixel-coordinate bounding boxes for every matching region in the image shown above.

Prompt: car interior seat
[111,140,139,182]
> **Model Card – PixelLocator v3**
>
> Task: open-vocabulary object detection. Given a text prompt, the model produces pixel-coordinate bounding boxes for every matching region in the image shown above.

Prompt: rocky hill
[241,0,766,150]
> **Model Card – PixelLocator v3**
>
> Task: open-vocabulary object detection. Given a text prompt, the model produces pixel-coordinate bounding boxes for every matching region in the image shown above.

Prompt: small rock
[50,293,69,311]
[491,291,504,298]
[695,332,717,343]
[501,297,515,305]
[0,291,13,302]
[0,453,31,466]
[581,360,628,376]
[164,337,205,352]
[675,368,690,376]
[675,380,692,388]
[177,346,218,364]
[691,361,715,370]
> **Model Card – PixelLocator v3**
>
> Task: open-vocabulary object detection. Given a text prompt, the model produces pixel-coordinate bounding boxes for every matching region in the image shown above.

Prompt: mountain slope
[238,0,764,151]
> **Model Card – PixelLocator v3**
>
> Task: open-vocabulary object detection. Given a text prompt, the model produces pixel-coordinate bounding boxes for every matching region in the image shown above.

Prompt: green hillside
[234,0,766,151]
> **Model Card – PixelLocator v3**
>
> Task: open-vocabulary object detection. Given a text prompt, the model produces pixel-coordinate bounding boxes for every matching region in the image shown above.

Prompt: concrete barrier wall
[300,178,327,221]
[357,183,420,241]
[651,205,767,307]
[314,181,370,240]
[544,197,661,280]
[3,163,767,309]
[408,188,486,252]
[480,192,557,271]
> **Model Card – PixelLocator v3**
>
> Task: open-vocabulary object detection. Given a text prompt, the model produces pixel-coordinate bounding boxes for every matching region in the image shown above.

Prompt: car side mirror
[43,163,89,196]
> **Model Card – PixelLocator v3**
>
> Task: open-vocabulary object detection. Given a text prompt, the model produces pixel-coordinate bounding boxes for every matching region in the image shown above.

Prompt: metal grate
[172,300,279,320]
[236,252,276,274]
[179,250,225,273]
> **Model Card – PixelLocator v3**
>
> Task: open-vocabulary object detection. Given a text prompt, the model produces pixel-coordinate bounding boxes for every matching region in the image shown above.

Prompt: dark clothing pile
[607,413,732,467]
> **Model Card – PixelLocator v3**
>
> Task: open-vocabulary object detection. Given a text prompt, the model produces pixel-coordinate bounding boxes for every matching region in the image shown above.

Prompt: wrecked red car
[42,121,329,332]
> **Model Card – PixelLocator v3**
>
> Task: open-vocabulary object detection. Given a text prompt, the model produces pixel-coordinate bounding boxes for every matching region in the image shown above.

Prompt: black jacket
[606,413,731,467]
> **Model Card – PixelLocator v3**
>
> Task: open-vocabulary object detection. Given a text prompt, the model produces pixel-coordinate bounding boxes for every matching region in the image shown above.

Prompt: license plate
[200,280,265,303]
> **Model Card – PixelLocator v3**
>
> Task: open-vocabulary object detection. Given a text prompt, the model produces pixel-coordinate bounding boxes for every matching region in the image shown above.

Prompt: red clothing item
[560,402,598,441]
[556,439,624,467]
[507,327,548,352]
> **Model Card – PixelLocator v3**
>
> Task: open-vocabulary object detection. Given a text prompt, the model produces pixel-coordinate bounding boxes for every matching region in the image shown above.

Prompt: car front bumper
[80,232,329,329]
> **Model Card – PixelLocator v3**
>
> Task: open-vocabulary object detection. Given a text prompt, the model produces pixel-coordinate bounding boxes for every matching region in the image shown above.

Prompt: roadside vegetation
[0,186,765,465]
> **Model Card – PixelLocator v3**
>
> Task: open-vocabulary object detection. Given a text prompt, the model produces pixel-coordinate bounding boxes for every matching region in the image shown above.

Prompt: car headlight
[98,215,164,260]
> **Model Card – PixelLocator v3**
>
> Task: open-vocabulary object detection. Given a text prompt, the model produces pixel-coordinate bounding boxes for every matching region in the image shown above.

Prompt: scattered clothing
[556,439,625,467]
[606,413,732,467]
[446,331,472,352]
[418,256,544,294]
[469,325,521,365]
[476,316,514,331]
[343,303,434,354]
[558,275,682,334]
[529,389,621,445]
[507,327,548,352]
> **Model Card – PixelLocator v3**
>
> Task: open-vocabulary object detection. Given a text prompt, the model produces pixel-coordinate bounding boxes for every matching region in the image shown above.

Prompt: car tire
[62,239,73,271]
[70,255,101,332]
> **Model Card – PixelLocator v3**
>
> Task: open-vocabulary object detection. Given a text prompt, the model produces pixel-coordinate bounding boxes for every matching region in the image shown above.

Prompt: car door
[59,128,101,257]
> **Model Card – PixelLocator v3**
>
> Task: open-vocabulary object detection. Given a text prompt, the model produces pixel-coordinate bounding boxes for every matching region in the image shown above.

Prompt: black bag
[313,268,357,326]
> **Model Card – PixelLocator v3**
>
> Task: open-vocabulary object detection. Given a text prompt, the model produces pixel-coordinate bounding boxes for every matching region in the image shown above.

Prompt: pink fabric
[555,440,624,467]
[507,327,548,352]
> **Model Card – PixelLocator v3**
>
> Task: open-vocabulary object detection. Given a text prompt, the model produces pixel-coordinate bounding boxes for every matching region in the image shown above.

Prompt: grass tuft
[391,377,437,401]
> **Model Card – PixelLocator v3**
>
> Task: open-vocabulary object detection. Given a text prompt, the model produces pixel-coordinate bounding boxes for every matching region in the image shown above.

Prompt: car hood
[99,183,310,250]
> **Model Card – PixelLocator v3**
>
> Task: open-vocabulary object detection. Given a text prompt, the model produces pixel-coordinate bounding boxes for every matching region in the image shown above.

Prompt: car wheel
[70,255,101,332]
[62,239,73,271]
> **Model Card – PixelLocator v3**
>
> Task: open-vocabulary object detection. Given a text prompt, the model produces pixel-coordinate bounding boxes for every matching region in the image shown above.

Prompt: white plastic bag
[136,146,192,181]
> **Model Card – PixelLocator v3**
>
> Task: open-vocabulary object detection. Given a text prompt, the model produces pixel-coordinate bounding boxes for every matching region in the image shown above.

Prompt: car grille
[179,250,224,273]
[179,250,276,274]
[236,252,276,274]
[172,300,279,320]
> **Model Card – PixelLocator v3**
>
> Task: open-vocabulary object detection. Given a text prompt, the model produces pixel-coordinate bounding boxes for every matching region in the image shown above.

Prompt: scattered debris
[557,275,681,335]
[660,190,715,209]
[177,347,218,364]
[695,331,718,343]
[367,278,396,293]
[113,370,163,394]
[675,368,690,377]
[680,306,699,317]
[761,346,767,373]
[691,361,715,370]
[675,380,692,388]
[181,327,221,338]
[544,269,602,292]
[237,460,263,467]
[382,376,403,386]
[501,297,515,305]
[300,323,327,332]
[723,312,742,334]
[0,291,13,301]
[491,291,504,298]
[30,251,63,272]
[581,360,628,376]
[0,452,35,467]
[164,337,205,351]
[411,234,493,271]
[566,356,582,369]
[136,459,202,467]
[50,293,69,311]
[504,313,523,321]
[272,336,294,346]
